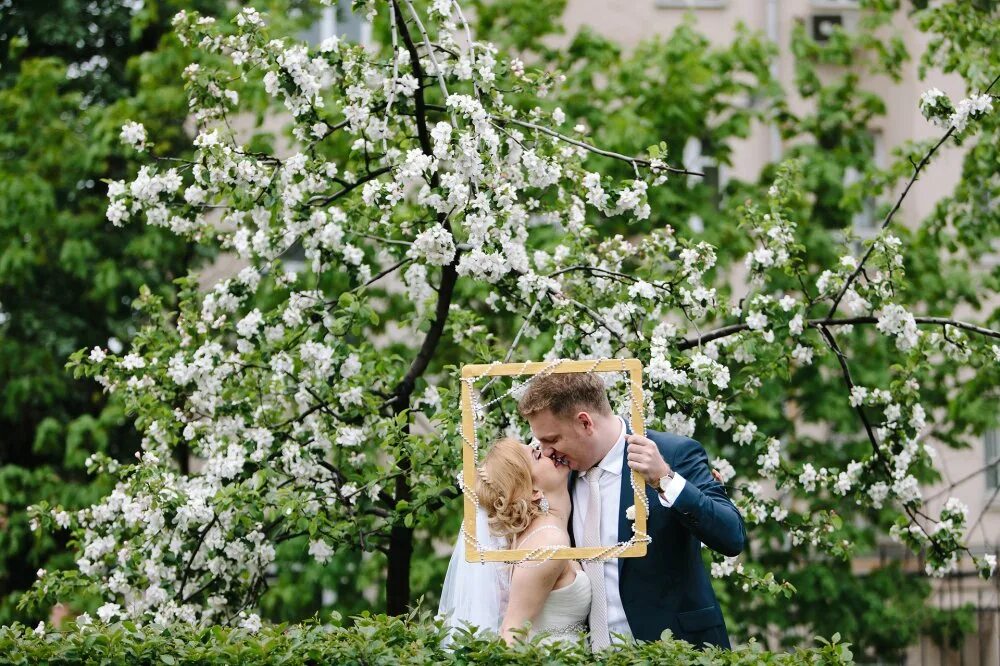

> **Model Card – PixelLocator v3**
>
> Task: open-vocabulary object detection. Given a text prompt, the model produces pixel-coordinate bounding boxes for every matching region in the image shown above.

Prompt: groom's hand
[625,434,672,486]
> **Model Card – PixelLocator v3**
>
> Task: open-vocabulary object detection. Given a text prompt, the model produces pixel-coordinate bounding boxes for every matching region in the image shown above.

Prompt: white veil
[437,505,510,641]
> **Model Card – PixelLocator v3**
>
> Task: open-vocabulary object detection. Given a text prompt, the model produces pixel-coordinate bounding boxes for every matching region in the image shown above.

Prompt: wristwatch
[652,469,675,492]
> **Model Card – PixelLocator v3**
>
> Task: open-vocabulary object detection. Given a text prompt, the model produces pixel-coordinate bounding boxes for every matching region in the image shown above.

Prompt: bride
[439,437,591,645]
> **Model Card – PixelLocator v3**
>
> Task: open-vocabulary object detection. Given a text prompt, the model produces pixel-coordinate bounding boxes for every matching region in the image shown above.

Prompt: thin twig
[307,165,395,206]
[924,454,1000,502]
[478,300,542,396]
[422,103,701,176]
[354,257,413,292]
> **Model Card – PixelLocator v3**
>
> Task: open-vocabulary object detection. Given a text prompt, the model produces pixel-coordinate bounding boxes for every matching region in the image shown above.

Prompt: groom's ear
[576,411,595,433]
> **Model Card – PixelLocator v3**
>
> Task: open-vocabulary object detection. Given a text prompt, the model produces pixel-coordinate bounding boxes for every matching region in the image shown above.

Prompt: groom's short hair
[517,371,613,419]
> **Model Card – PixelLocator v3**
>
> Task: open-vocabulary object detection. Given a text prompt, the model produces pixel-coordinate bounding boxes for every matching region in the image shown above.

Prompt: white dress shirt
[572,417,687,640]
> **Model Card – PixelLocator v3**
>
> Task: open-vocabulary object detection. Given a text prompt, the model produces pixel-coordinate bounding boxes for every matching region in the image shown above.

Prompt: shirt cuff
[657,473,687,508]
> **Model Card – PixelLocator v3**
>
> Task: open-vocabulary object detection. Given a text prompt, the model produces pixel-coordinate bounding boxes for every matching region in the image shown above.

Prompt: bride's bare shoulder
[516,520,570,549]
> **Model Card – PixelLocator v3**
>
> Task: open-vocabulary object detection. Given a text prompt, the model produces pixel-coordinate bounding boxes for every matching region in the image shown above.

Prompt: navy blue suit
[569,427,746,648]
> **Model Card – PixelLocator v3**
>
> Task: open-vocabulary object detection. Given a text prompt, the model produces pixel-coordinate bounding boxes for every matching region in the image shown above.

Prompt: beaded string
[460,357,652,567]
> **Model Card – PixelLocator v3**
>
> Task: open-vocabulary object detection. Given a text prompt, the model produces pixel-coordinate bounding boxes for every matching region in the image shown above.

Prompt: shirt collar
[589,416,626,477]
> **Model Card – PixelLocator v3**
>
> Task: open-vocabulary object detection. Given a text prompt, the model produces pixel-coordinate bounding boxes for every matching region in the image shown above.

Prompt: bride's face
[522,440,570,492]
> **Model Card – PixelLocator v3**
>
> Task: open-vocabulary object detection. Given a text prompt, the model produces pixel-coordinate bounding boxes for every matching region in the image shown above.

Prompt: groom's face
[527,408,597,472]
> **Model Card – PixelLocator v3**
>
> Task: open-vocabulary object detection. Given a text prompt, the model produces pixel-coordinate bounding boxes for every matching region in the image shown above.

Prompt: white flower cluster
[875,304,921,351]
[920,88,994,133]
[743,209,796,278]
[918,88,952,128]
[120,121,148,151]
[756,438,781,478]
[407,224,456,266]
[710,556,744,578]
[949,93,993,133]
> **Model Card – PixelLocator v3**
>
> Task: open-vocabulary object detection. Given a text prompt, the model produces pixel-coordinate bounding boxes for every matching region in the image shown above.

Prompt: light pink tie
[583,468,610,650]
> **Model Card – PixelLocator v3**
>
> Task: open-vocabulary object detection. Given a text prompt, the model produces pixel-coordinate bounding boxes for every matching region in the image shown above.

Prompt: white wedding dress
[527,568,591,645]
[439,511,591,647]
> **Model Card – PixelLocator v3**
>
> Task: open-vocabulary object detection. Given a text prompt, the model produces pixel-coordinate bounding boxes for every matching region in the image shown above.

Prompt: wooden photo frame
[460,358,649,563]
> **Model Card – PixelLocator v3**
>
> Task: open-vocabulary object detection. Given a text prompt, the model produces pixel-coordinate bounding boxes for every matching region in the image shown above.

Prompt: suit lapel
[617,419,634,576]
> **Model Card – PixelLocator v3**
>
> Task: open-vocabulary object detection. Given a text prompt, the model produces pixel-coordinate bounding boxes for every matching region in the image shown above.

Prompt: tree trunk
[385,474,413,615]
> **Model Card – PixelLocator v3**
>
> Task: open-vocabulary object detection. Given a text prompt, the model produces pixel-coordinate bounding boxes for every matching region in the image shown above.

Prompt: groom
[518,371,745,650]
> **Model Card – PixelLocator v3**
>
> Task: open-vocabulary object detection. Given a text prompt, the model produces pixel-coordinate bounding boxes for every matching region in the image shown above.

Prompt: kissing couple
[439,371,746,651]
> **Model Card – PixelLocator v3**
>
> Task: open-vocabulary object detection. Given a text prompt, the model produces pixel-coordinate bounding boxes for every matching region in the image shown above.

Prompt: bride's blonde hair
[476,438,541,541]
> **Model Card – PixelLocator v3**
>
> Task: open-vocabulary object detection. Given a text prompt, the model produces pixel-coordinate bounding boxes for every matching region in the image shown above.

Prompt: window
[845,129,886,249]
[682,136,725,234]
[655,0,729,8]
[811,14,843,42]
[809,0,860,6]
[987,429,1000,491]
[282,241,308,275]
[300,0,371,48]
[807,2,861,43]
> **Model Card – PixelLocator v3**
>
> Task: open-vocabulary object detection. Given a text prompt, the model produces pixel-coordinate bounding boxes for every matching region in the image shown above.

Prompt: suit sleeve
[666,437,746,557]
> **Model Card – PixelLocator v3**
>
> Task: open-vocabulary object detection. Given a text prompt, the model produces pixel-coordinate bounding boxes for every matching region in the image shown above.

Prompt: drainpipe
[766,0,782,162]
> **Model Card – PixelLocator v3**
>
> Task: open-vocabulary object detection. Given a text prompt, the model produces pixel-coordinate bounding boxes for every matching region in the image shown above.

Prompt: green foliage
[921,604,977,651]
[0,0,322,628]
[0,614,855,665]
[465,0,568,55]
[0,1,222,626]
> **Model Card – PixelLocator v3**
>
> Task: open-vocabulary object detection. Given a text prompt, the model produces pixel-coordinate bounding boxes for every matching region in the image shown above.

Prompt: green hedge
[0,613,855,665]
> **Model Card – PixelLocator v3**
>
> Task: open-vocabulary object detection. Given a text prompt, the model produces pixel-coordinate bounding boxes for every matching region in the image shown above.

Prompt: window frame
[655,0,729,9]
[986,429,1000,491]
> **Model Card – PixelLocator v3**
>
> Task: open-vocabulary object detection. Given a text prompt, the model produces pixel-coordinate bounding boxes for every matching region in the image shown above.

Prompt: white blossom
[309,539,334,564]
[120,121,147,151]
[734,422,757,446]
[241,612,262,632]
[713,458,736,483]
[97,602,121,623]
[876,304,921,351]
[711,556,743,578]
[408,224,456,266]
[949,93,993,132]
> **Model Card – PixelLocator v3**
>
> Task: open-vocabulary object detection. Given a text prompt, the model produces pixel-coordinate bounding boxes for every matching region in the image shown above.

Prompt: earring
[538,493,550,514]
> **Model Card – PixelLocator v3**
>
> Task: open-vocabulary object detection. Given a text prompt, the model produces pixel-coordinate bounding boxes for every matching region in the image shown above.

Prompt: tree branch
[677,315,1000,351]
[816,325,971,562]
[353,257,413,292]
[178,514,220,599]
[826,71,1000,318]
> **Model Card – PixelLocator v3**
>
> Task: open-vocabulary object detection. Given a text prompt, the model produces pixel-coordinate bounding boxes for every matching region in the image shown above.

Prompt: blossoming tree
[26,0,998,631]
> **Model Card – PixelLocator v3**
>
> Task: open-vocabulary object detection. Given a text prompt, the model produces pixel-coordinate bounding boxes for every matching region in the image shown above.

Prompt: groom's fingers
[626,440,656,476]
[626,436,671,482]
